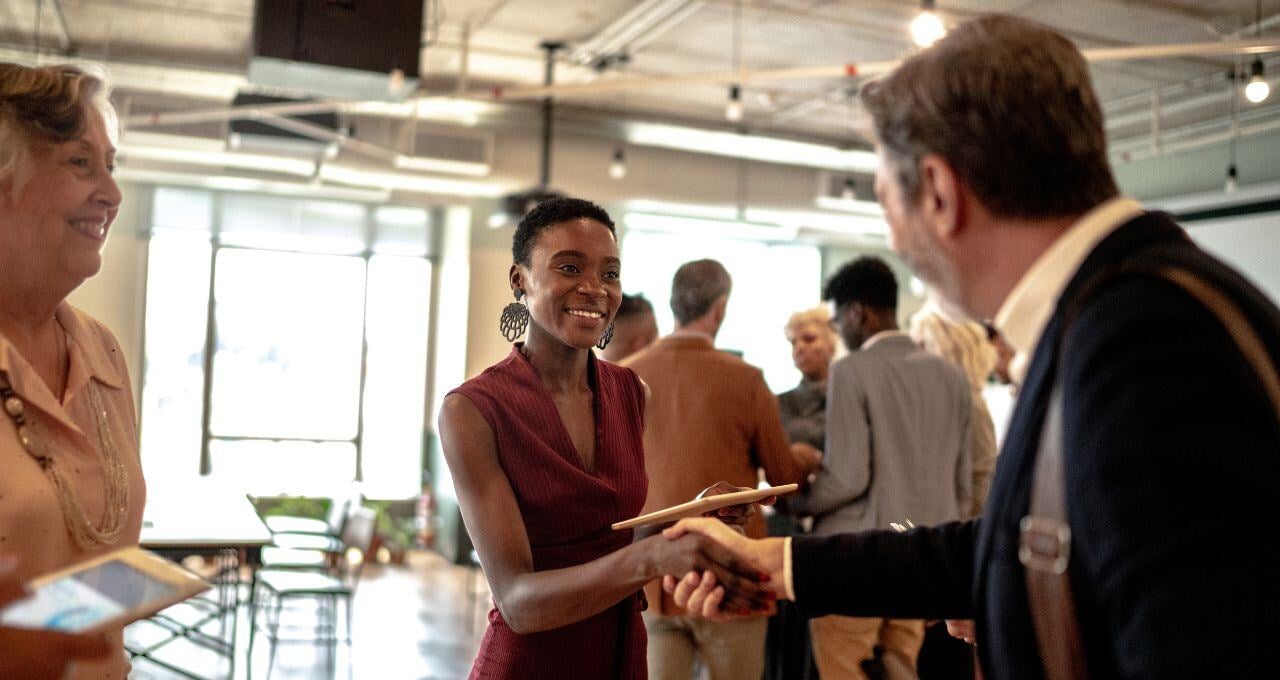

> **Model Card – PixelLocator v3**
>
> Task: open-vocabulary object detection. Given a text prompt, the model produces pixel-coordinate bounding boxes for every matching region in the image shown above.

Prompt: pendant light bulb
[911,0,946,48]
[1245,58,1270,104]
[1225,164,1239,194]
[725,85,744,123]
[609,147,627,180]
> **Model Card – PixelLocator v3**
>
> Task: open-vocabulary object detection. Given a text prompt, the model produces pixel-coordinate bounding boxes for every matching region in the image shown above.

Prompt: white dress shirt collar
[993,197,1145,386]
[861,329,908,350]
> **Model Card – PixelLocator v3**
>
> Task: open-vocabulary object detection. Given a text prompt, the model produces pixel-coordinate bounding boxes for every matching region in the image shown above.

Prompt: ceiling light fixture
[626,122,880,172]
[1225,163,1239,193]
[726,84,744,123]
[609,146,628,180]
[118,141,317,177]
[393,154,491,176]
[624,212,797,243]
[911,0,946,48]
[1245,57,1270,103]
[1245,0,1270,104]
[319,164,507,197]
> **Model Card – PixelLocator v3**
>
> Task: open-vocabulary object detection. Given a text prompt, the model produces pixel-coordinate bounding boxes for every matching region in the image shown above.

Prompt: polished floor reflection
[129,551,487,680]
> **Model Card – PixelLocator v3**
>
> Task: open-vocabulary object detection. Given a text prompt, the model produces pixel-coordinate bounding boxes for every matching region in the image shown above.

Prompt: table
[134,486,272,680]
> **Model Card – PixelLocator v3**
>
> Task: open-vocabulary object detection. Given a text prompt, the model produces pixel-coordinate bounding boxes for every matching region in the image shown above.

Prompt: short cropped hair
[670,259,732,325]
[0,62,116,192]
[616,293,654,322]
[860,15,1117,219]
[512,197,616,266]
[823,256,897,310]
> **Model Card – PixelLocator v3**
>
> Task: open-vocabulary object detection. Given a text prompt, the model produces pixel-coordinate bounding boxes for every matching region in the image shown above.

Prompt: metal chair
[263,485,363,538]
[249,506,377,677]
[259,498,367,572]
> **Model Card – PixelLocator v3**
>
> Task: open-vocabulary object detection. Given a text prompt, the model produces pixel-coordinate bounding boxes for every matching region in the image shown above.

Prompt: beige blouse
[0,303,146,680]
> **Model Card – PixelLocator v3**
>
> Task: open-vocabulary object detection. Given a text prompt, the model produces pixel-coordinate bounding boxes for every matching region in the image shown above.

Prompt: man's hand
[642,531,774,616]
[945,619,977,645]
[791,442,823,472]
[696,481,775,527]
[660,518,788,618]
[0,557,112,679]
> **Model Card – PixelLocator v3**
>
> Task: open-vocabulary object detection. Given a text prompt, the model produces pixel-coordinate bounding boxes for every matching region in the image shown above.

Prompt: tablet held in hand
[0,547,209,634]
[612,484,798,530]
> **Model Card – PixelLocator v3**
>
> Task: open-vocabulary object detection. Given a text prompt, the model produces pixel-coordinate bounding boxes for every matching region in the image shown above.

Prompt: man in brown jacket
[624,258,816,680]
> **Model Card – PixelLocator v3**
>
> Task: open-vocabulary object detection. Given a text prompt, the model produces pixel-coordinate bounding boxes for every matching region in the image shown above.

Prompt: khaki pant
[809,615,925,680]
[643,612,768,680]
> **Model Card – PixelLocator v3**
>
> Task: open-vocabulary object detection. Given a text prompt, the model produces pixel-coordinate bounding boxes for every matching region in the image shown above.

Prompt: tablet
[612,483,799,530]
[0,547,209,634]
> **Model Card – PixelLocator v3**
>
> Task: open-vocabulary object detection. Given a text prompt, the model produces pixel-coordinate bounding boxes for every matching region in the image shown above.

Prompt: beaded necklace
[0,346,130,550]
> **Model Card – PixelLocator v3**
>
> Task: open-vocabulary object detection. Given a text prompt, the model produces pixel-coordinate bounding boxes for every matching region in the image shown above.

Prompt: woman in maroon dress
[439,198,769,679]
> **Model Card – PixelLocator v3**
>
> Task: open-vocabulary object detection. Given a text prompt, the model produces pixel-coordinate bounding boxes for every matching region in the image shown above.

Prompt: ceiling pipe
[456,21,472,96]
[567,0,703,68]
[539,41,563,188]
[124,37,1280,130]
[1107,67,1280,132]
[485,37,1280,102]
[1112,106,1280,162]
[47,0,73,52]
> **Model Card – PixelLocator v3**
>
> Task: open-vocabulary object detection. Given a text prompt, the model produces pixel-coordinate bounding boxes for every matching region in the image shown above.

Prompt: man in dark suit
[660,13,1280,680]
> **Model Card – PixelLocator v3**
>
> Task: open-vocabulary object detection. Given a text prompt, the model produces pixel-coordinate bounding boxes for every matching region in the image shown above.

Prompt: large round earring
[596,322,615,350]
[500,291,530,342]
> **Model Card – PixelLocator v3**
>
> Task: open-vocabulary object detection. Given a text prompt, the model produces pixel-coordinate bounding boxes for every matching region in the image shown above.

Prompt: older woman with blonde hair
[0,62,145,678]
[764,305,838,680]
[778,306,838,457]
[908,301,997,517]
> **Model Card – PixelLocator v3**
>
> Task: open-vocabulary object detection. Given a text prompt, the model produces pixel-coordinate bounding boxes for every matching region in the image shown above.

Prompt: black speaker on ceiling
[250,0,424,99]
[253,0,423,75]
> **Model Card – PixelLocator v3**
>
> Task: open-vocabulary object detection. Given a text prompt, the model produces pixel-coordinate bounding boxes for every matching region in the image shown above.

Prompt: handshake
[651,517,789,621]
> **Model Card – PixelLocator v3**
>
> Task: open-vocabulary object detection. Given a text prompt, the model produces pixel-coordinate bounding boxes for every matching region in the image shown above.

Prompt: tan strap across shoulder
[1021,266,1280,680]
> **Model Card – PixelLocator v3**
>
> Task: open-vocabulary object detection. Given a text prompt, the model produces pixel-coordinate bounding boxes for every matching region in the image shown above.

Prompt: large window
[621,225,822,392]
[140,188,434,498]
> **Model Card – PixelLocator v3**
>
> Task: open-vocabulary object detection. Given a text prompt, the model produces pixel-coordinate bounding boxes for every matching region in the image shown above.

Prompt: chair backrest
[339,506,378,586]
[326,485,364,534]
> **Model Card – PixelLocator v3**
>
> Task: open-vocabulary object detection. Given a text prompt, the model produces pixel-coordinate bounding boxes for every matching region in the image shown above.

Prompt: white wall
[67,183,148,410]
[1187,213,1280,304]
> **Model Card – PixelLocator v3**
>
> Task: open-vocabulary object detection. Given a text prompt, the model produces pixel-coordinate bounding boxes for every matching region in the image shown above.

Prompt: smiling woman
[439,198,772,679]
[0,63,146,679]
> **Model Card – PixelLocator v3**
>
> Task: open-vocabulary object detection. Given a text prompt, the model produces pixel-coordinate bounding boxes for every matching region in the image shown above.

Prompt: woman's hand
[0,557,111,679]
[642,530,774,616]
[696,481,775,527]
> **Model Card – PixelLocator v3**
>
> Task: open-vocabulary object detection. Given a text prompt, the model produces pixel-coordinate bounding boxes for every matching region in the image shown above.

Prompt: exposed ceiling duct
[566,0,704,70]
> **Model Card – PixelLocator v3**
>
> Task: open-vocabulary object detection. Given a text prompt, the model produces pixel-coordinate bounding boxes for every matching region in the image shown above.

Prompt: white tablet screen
[0,560,178,632]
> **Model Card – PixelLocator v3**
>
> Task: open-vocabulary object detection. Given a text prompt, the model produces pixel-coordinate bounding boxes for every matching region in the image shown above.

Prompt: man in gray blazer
[792,256,971,680]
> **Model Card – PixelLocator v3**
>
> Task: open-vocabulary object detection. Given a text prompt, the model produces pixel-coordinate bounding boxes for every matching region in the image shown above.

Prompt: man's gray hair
[670,259,732,325]
[860,15,1118,219]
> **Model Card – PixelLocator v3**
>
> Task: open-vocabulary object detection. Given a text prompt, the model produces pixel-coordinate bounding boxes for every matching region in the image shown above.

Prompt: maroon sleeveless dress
[448,345,649,679]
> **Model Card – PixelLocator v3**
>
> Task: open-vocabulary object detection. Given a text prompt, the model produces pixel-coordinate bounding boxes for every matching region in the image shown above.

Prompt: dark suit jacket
[790,212,1280,679]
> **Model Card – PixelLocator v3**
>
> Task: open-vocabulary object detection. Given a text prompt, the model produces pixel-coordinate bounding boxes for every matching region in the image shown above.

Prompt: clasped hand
[657,517,788,621]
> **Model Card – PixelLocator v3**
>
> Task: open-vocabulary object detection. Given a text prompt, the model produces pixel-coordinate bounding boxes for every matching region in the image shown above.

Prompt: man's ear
[849,301,864,328]
[712,295,729,323]
[918,154,965,241]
